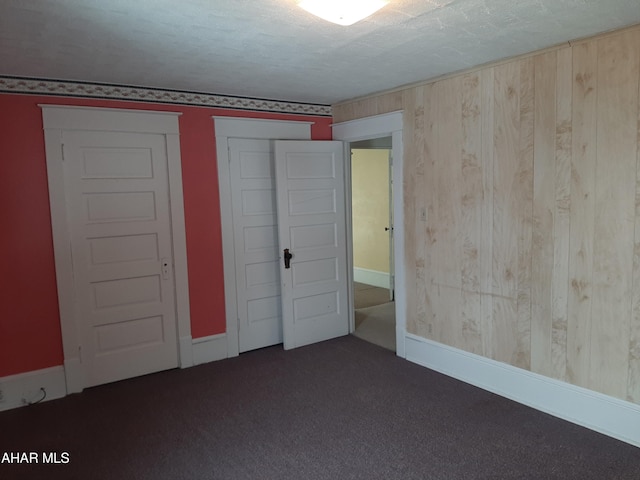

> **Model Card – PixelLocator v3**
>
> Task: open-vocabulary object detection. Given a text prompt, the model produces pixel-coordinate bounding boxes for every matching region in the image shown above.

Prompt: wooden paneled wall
[333,25,640,404]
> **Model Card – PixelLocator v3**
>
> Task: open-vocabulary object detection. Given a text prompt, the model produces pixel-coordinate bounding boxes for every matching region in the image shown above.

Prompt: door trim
[332,111,405,357]
[213,117,313,357]
[41,105,193,393]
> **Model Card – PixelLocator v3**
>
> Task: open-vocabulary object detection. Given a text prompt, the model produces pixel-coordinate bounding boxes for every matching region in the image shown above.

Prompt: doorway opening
[349,137,396,351]
[217,111,405,358]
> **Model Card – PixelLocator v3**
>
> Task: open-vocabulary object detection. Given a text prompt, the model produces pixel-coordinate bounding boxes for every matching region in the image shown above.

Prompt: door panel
[229,138,283,353]
[275,141,349,349]
[63,130,178,387]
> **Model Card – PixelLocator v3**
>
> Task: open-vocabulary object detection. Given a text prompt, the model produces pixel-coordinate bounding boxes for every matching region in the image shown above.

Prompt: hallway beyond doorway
[354,282,395,351]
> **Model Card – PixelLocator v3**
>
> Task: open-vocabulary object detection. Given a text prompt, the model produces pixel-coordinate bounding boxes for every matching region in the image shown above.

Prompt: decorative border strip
[0,76,332,116]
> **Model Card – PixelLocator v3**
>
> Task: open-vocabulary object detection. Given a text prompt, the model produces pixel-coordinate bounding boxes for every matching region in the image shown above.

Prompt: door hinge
[61,143,66,161]
[237,319,241,332]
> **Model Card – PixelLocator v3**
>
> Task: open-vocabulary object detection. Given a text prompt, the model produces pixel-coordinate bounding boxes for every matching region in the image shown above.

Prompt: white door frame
[388,148,395,300]
[214,117,313,358]
[332,111,406,357]
[41,105,193,393]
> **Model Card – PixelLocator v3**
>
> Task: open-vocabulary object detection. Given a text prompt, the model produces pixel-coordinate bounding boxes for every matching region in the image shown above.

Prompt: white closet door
[229,138,283,353]
[63,130,178,387]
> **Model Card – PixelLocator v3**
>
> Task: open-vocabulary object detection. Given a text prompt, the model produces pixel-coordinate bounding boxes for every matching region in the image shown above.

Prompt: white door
[275,141,350,349]
[229,138,283,352]
[63,130,178,387]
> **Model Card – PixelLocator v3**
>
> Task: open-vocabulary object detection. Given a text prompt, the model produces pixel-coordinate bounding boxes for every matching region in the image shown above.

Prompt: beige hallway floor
[354,282,395,351]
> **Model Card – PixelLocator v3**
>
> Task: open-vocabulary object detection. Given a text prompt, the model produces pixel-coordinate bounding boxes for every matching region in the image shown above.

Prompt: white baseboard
[179,335,194,368]
[0,366,67,412]
[353,267,390,289]
[192,334,227,366]
[0,335,226,412]
[63,357,83,394]
[403,333,640,447]
[395,326,406,358]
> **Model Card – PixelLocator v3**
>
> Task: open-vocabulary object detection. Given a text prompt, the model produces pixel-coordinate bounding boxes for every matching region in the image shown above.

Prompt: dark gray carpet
[1,335,639,479]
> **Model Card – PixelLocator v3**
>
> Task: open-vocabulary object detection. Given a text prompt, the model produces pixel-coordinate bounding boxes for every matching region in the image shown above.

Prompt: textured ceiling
[1,0,640,105]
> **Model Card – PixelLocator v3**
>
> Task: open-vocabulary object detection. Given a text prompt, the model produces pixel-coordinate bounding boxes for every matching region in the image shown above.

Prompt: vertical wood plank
[427,82,443,342]
[531,51,557,377]
[403,89,418,335]
[420,83,437,339]
[516,57,535,370]
[628,29,640,403]
[480,67,495,359]
[412,86,428,337]
[567,40,597,388]
[353,97,379,119]
[332,103,355,124]
[432,77,463,347]
[590,31,638,398]
[378,91,404,115]
[461,72,483,354]
[630,97,640,401]
[552,46,573,382]
[492,61,520,365]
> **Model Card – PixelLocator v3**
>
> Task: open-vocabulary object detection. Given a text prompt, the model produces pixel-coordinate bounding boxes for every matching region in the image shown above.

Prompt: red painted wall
[0,93,332,377]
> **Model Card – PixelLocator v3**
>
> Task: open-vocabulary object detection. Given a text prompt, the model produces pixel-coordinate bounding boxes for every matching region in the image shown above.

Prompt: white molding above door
[41,105,193,393]
[214,116,313,358]
[332,111,405,357]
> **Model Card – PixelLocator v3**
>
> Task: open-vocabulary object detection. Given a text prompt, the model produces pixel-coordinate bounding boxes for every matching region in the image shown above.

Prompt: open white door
[275,141,349,349]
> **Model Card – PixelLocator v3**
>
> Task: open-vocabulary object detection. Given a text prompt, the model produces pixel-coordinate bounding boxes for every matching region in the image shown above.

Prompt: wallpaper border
[0,76,332,116]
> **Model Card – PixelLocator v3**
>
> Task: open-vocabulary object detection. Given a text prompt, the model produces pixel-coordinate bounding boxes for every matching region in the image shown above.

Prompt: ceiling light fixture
[298,0,390,26]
